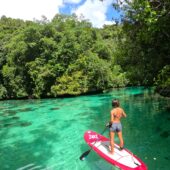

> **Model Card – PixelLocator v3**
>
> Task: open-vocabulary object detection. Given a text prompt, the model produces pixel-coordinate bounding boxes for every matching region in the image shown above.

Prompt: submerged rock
[12,116,20,120]
[155,126,162,132]
[3,123,15,128]
[166,106,170,112]
[160,131,169,138]
[20,122,32,127]
[2,110,17,116]
[16,108,33,112]
[165,156,170,160]
[50,107,60,110]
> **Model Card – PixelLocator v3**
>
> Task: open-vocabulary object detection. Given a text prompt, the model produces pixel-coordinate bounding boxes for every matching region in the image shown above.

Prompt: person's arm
[122,109,127,118]
[110,110,114,123]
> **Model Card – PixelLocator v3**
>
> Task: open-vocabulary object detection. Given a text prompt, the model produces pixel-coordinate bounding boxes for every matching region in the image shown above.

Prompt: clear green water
[0,87,170,170]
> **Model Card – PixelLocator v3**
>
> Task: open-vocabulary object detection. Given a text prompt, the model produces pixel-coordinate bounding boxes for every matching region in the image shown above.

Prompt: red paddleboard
[84,130,147,170]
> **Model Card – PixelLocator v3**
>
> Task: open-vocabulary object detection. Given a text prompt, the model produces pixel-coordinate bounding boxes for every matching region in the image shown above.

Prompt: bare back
[111,107,126,123]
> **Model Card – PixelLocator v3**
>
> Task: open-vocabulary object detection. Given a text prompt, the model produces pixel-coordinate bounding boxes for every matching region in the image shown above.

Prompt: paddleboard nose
[84,131,101,143]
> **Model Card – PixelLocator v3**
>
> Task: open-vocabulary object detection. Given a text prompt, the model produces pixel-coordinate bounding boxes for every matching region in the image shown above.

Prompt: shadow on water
[160,131,170,138]
[0,125,60,170]
[0,107,34,129]
[153,102,170,140]
[15,107,34,112]
[49,107,60,110]
[0,141,49,169]
[0,117,32,129]
[1,110,17,116]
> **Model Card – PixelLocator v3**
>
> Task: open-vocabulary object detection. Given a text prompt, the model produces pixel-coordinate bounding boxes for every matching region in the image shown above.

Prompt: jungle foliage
[113,0,170,96]
[0,15,128,99]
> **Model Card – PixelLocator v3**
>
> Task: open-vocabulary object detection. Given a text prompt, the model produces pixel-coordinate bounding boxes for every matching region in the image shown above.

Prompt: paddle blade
[79,150,91,161]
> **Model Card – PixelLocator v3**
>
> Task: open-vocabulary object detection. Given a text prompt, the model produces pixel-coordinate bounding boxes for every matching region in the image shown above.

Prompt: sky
[0,0,122,28]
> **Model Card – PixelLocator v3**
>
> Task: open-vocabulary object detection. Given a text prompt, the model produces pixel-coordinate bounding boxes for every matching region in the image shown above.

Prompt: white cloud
[0,0,63,21]
[0,0,115,27]
[64,0,82,3]
[72,0,115,28]
[104,20,114,26]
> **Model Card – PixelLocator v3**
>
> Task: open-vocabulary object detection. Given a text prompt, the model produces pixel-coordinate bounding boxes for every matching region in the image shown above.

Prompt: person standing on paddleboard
[109,99,127,154]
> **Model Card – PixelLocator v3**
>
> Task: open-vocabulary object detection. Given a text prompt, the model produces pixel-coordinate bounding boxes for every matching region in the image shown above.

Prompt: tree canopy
[113,0,170,95]
[0,15,128,99]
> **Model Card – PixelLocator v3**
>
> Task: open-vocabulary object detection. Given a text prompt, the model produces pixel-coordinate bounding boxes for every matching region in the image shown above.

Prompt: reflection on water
[0,87,169,170]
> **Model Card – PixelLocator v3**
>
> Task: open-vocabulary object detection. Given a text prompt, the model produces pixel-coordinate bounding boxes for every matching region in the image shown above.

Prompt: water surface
[0,87,170,170]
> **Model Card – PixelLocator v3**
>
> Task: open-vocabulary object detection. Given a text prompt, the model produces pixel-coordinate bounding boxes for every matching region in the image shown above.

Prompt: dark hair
[112,99,120,107]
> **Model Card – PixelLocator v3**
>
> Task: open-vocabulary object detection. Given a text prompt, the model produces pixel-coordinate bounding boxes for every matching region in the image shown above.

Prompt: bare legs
[117,131,124,148]
[110,131,124,154]
[110,131,114,154]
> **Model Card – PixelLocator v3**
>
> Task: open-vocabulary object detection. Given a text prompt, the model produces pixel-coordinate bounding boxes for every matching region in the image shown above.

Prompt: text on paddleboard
[89,135,98,139]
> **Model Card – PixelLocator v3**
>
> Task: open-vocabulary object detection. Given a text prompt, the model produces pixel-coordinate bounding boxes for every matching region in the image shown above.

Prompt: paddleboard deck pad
[84,130,147,170]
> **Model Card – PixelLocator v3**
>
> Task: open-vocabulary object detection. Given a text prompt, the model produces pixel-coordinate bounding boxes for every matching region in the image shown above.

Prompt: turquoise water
[0,87,170,170]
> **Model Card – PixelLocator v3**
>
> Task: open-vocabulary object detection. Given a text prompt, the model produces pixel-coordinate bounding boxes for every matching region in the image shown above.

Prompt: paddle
[79,122,111,161]
[130,152,140,166]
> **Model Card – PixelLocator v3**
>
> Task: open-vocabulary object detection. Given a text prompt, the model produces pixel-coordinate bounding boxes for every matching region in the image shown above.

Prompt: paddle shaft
[88,126,108,151]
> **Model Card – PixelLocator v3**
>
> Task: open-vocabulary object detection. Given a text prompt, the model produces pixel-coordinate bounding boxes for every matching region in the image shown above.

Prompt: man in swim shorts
[109,99,127,154]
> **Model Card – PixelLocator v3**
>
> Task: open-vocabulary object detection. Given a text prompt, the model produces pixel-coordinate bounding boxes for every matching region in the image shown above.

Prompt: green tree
[112,0,170,89]
[0,14,129,99]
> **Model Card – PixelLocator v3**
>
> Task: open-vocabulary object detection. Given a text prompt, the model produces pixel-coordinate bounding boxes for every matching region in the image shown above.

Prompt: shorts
[110,122,122,132]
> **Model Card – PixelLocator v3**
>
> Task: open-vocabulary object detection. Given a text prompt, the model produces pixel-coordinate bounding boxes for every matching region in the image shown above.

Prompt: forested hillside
[0,15,128,99]
[0,0,169,99]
